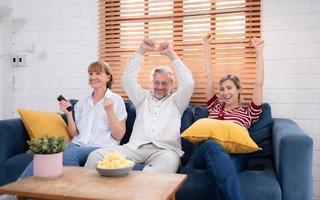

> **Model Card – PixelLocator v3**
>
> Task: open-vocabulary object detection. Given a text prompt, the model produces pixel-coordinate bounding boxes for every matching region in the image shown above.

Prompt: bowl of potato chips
[96,152,135,177]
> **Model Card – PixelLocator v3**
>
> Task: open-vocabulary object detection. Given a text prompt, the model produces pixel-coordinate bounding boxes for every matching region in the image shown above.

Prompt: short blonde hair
[88,61,113,89]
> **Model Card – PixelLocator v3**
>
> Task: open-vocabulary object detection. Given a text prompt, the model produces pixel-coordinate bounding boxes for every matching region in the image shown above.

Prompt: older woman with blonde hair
[20,61,127,178]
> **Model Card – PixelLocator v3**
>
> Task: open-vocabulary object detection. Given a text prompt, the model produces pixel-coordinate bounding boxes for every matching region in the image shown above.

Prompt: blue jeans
[20,142,99,178]
[184,140,246,200]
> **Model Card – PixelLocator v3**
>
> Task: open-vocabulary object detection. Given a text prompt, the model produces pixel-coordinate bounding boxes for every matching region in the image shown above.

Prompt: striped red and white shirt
[207,95,263,129]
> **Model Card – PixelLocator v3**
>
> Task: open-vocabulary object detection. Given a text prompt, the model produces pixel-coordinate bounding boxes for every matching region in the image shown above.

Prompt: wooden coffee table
[0,166,187,200]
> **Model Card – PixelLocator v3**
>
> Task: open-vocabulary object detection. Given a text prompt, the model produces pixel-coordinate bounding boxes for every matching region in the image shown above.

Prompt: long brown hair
[88,61,113,89]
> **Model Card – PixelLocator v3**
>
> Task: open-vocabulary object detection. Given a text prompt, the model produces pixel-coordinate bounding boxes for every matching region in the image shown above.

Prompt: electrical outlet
[11,55,26,67]
[18,55,25,66]
[11,55,18,67]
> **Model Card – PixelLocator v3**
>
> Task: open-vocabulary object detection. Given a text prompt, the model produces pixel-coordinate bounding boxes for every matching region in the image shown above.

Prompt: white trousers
[85,143,180,173]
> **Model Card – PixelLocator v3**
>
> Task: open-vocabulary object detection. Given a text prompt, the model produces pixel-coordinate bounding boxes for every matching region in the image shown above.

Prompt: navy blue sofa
[0,101,313,200]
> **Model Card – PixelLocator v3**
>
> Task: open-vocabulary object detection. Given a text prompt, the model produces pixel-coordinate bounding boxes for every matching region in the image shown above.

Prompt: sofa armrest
[0,118,29,184]
[272,118,313,200]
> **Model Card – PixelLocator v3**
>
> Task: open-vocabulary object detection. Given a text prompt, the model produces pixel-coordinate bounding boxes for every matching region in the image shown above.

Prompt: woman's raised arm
[203,33,215,101]
[251,38,265,106]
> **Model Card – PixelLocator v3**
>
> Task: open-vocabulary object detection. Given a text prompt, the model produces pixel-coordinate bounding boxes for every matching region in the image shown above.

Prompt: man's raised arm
[158,41,194,112]
[122,39,156,106]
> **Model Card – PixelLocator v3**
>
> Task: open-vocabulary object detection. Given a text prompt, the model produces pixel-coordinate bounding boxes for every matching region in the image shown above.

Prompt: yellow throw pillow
[181,118,261,153]
[18,109,70,141]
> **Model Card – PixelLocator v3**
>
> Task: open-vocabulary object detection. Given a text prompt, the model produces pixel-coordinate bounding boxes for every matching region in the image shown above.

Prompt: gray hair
[151,66,174,82]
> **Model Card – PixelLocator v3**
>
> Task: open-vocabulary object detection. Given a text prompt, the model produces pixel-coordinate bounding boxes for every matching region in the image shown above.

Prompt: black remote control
[57,95,72,112]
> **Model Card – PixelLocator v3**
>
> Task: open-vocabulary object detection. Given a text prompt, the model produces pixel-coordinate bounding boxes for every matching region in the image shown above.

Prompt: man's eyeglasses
[153,81,170,87]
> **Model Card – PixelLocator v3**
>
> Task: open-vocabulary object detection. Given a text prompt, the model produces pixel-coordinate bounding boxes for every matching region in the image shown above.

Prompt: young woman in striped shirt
[185,33,265,200]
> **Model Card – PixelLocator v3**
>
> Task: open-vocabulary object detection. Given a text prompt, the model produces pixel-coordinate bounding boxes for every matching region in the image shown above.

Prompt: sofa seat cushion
[176,169,224,200]
[4,153,33,183]
[177,158,281,200]
[239,159,281,200]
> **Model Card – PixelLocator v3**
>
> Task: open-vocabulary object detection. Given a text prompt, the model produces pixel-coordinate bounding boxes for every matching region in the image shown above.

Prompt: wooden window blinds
[98,0,261,104]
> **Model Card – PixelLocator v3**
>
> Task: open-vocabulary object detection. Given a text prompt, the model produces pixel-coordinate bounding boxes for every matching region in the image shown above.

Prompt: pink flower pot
[33,152,63,180]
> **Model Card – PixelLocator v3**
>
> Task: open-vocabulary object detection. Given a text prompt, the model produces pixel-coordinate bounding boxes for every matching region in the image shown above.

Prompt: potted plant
[27,135,66,179]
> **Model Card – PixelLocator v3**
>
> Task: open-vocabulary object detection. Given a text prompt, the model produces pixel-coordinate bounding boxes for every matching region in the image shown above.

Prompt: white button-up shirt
[72,89,127,147]
[122,53,194,156]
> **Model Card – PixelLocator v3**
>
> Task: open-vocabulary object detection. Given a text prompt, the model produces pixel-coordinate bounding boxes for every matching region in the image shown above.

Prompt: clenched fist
[158,41,177,61]
[137,38,156,55]
[250,37,265,53]
[203,33,213,45]
[103,97,114,112]
[59,100,72,113]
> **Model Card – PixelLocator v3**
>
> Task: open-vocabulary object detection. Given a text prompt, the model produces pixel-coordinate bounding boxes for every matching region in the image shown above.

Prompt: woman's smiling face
[88,70,110,90]
[219,79,240,107]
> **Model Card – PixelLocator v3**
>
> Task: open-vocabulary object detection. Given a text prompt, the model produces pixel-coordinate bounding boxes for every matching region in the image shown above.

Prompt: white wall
[262,0,320,199]
[0,0,13,119]
[10,0,98,116]
[0,0,319,199]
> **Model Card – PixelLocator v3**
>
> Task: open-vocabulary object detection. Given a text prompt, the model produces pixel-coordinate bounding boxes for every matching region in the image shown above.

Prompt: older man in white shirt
[85,39,194,173]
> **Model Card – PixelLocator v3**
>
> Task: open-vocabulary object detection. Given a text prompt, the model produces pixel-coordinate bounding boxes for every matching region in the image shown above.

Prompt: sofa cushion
[194,106,208,121]
[4,153,33,184]
[0,118,30,185]
[249,104,272,132]
[181,118,261,153]
[17,109,70,140]
[180,107,195,166]
[176,169,224,200]
[178,158,281,200]
[120,101,136,145]
[248,103,273,158]
[239,159,281,200]
[180,106,194,133]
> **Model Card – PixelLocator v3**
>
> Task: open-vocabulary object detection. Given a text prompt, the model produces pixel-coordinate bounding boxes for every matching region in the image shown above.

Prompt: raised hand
[103,97,113,112]
[59,100,72,113]
[158,41,177,61]
[203,33,213,45]
[137,38,156,55]
[251,37,265,53]
[250,37,264,106]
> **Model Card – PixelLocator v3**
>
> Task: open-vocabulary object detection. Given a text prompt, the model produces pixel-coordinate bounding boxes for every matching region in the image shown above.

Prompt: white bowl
[96,165,134,177]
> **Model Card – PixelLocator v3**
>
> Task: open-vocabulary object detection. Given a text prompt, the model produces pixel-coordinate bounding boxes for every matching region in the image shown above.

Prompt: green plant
[27,135,66,154]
